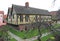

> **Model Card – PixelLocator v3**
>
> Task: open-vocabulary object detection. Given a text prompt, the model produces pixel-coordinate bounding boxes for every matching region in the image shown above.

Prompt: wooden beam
[16,15,18,25]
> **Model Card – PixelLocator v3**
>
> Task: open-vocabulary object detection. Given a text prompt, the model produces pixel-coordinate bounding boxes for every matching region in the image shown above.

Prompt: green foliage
[6,25,51,39]
[34,34,54,41]
[10,38,17,41]
[8,27,39,39]
[54,23,60,28]
[41,34,53,41]
[0,26,10,41]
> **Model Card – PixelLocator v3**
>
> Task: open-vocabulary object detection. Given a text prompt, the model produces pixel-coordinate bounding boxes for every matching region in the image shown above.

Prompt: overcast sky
[0,0,60,15]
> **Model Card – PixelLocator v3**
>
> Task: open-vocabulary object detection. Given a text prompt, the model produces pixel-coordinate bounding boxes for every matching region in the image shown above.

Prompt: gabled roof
[9,4,51,15]
[8,8,11,13]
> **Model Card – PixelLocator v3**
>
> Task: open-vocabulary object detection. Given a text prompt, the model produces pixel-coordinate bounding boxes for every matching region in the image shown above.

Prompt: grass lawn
[0,26,17,41]
[10,38,17,41]
[7,25,39,39]
[34,34,54,41]
[34,23,60,41]
[54,23,60,28]
[4,23,60,39]
[5,25,51,39]
[41,34,54,41]
[6,25,25,39]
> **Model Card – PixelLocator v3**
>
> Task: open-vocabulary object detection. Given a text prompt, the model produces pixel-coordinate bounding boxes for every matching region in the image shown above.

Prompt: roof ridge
[12,4,48,11]
[10,4,50,15]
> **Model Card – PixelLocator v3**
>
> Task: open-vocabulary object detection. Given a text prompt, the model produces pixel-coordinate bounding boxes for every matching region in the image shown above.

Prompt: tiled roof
[11,4,51,15]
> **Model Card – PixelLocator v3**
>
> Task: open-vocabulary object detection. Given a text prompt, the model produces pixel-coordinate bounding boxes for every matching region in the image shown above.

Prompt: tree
[0,26,10,41]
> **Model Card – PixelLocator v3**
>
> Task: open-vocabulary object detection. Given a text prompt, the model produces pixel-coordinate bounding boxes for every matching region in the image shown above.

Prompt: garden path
[8,31,51,41]
[8,31,24,41]
[24,32,51,41]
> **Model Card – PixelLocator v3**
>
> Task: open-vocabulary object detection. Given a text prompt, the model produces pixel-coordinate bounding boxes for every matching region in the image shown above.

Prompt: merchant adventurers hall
[7,2,51,31]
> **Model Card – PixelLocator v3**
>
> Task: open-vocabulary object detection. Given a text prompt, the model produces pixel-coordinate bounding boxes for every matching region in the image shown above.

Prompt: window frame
[20,15,23,22]
[25,15,29,22]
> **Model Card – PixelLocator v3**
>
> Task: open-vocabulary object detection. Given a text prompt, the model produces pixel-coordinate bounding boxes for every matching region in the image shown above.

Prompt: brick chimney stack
[25,2,29,8]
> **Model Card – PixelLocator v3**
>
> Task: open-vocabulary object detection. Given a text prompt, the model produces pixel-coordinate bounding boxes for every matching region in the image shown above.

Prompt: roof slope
[12,4,51,15]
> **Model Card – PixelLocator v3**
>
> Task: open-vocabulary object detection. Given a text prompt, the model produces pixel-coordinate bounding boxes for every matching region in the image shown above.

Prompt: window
[20,15,23,22]
[35,15,38,21]
[25,15,29,22]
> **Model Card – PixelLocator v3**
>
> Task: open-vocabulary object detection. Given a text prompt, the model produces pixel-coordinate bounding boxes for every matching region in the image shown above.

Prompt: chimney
[25,2,29,8]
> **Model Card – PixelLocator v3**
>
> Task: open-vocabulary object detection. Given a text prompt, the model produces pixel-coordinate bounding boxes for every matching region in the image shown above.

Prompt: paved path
[24,32,51,41]
[8,31,24,41]
[56,29,60,31]
[8,31,51,41]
